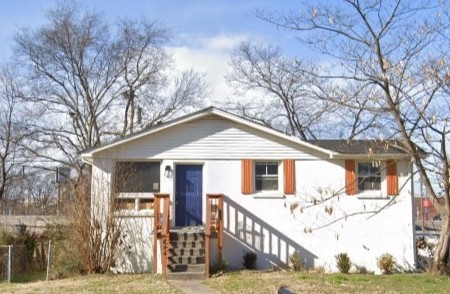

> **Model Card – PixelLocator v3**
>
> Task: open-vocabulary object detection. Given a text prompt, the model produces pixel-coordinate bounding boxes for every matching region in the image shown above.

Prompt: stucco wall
[188,159,415,273]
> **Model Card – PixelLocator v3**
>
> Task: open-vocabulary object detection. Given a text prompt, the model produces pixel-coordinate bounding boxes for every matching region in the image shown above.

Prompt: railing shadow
[222,195,317,269]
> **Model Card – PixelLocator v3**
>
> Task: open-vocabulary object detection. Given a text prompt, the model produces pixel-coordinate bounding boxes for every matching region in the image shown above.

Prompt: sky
[0,0,307,103]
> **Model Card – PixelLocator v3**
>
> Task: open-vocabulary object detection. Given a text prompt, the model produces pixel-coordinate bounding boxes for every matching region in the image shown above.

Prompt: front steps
[167,228,206,280]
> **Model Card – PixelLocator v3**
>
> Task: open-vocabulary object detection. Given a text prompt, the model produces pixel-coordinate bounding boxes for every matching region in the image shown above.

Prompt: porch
[153,193,223,279]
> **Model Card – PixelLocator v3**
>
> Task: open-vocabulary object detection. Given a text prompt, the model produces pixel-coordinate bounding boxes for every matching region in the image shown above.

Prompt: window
[357,162,381,192]
[255,161,279,191]
[115,162,160,193]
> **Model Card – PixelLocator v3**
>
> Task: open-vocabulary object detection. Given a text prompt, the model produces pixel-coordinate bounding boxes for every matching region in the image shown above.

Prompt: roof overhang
[332,153,411,160]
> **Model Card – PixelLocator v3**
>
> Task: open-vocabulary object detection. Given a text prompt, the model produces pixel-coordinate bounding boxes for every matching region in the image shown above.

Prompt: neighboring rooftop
[308,139,408,155]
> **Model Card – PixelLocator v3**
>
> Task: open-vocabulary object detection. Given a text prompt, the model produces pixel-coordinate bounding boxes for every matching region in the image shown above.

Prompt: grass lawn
[0,273,180,294]
[1,271,450,293]
[205,270,450,293]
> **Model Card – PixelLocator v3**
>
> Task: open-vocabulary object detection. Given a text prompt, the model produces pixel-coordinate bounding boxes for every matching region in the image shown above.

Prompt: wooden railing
[153,193,170,278]
[205,194,223,278]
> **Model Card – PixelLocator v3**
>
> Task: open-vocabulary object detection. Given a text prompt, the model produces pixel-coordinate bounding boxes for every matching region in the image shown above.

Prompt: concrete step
[168,271,205,280]
[169,255,205,265]
[170,240,205,249]
[170,231,205,241]
[168,263,205,273]
[169,247,205,257]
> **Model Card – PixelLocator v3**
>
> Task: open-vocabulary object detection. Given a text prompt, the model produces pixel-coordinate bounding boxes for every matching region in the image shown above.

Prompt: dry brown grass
[0,274,180,294]
[3,270,450,293]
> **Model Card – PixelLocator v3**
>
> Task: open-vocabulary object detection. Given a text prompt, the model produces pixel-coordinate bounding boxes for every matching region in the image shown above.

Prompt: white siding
[91,158,113,222]
[99,118,324,160]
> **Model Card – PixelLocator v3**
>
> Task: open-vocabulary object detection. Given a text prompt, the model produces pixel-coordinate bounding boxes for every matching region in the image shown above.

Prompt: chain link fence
[0,245,12,282]
[0,240,53,283]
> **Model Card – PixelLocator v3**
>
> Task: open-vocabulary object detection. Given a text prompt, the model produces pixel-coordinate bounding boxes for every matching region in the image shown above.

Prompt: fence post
[46,240,52,281]
[7,245,11,283]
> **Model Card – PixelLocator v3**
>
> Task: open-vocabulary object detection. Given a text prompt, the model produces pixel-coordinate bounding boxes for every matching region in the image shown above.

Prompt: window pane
[115,198,135,210]
[358,176,381,191]
[115,162,160,193]
[368,164,381,176]
[261,178,278,190]
[255,178,263,191]
[139,198,154,210]
[358,162,380,177]
[255,163,266,175]
[358,163,369,176]
[267,163,278,175]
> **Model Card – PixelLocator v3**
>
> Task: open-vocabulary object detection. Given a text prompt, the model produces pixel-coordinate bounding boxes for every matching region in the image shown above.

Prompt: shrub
[0,226,38,274]
[354,265,373,274]
[242,250,257,270]
[377,253,396,274]
[289,253,304,271]
[44,224,84,279]
[335,253,351,274]
[212,255,230,274]
[0,229,14,245]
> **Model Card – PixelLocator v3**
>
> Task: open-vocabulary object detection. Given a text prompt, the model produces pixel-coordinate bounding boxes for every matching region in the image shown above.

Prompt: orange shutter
[386,160,398,196]
[283,159,295,194]
[241,159,253,194]
[345,160,357,195]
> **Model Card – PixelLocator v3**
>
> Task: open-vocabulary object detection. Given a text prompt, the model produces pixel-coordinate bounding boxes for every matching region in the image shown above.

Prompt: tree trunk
[432,212,450,273]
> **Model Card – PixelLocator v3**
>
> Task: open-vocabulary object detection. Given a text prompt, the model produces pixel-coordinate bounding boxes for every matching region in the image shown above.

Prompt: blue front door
[175,165,203,227]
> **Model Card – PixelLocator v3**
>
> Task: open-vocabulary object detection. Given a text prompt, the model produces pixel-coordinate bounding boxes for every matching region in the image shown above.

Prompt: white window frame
[253,161,283,197]
[356,161,384,198]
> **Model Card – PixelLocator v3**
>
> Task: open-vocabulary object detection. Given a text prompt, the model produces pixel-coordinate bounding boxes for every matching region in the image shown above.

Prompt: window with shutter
[241,159,253,194]
[345,160,357,195]
[241,159,295,195]
[283,159,295,195]
[386,160,398,196]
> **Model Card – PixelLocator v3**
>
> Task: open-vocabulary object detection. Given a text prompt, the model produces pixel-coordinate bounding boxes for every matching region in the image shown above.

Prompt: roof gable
[81,107,335,160]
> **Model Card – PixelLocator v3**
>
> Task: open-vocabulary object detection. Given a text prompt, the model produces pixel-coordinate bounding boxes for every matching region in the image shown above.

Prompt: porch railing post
[153,195,160,274]
[218,195,223,265]
[154,193,170,279]
[205,193,223,278]
[162,194,170,279]
[205,195,211,277]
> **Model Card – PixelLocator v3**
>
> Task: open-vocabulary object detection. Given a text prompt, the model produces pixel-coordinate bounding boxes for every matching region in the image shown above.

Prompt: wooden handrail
[205,194,223,278]
[153,193,170,278]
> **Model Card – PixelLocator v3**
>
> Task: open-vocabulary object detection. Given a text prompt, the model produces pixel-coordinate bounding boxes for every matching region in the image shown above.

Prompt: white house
[81,107,417,276]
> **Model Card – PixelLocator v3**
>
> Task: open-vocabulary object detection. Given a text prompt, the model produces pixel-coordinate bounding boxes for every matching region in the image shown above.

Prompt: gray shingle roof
[307,140,408,155]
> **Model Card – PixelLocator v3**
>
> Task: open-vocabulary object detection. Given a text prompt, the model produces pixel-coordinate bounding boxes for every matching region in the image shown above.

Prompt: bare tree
[24,171,57,215]
[115,18,206,134]
[14,2,207,179]
[115,18,170,135]
[15,3,123,179]
[0,65,28,201]
[226,41,381,139]
[257,0,450,272]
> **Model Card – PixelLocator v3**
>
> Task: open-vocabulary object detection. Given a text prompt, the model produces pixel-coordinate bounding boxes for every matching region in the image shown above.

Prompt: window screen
[115,162,160,193]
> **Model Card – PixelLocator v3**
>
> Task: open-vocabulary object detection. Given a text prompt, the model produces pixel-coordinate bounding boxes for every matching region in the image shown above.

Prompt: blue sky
[0,0,306,101]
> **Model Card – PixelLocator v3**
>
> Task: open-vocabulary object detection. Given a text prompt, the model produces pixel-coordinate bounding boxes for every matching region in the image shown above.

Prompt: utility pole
[56,167,60,216]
